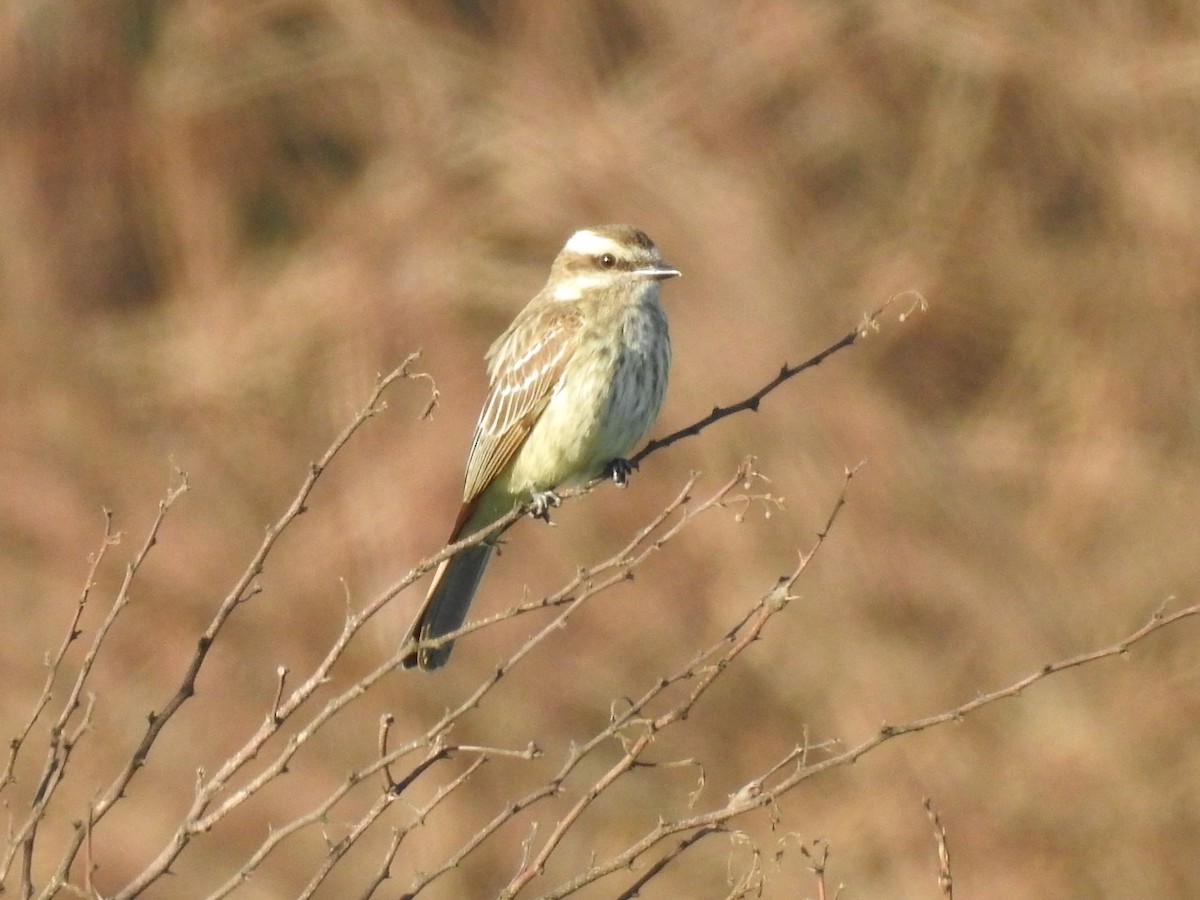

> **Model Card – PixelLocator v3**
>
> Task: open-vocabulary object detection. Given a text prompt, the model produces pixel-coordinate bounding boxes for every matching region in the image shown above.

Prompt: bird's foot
[603,457,638,488]
[528,490,562,523]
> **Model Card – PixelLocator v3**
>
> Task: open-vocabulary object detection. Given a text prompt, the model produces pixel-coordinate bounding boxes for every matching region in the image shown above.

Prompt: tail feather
[401,543,494,670]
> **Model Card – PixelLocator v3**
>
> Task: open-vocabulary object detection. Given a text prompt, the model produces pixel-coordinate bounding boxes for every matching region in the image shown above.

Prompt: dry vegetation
[3,0,1200,897]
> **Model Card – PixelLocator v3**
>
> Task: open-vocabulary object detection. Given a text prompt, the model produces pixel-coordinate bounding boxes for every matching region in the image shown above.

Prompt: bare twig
[532,467,859,898]
[801,840,831,900]
[633,292,922,464]
[7,295,1193,900]
[41,358,435,899]
[0,511,119,794]
[539,599,1200,897]
[2,475,187,895]
[924,797,953,899]
[396,469,748,898]
[196,468,716,899]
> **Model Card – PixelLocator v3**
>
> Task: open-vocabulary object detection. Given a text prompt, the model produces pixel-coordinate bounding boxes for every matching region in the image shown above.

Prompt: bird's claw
[528,490,562,523]
[604,457,637,488]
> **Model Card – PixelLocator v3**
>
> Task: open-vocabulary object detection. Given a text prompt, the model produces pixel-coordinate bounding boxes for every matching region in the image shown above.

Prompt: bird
[402,225,680,670]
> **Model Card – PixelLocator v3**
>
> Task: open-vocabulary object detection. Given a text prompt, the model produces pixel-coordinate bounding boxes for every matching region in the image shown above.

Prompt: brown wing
[460,304,582,504]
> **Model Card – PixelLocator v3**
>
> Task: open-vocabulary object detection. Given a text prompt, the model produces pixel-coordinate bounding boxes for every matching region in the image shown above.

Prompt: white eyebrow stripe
[563,230,626,257]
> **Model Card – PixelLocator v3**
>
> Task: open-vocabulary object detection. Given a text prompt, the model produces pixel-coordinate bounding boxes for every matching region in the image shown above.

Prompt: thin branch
[519,467,858,898]
[541,598,1200,897]
[111,433,700,899]
[46,358,433,899]
[614,827,724,900]
[924,797,953,899]
[395,469,748,898]
[0,511,118,794]
[123,389,724,899]
[3,475,187,895]
[633,292,922,464]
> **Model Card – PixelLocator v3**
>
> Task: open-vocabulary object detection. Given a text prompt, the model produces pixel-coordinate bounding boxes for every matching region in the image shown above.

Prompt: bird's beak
[634,262,681,281]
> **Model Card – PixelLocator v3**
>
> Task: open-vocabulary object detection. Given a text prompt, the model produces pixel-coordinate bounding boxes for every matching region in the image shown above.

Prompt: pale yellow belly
[502,307,669,496]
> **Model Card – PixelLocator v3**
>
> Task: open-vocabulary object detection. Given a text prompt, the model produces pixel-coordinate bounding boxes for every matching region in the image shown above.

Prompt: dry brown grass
[3,1,1200,896]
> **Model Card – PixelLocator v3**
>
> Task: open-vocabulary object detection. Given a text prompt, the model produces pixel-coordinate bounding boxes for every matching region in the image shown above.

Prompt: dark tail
[401,542,494,670]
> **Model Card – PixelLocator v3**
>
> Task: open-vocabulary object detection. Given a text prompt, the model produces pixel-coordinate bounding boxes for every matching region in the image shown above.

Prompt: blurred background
[3,0,1200,896]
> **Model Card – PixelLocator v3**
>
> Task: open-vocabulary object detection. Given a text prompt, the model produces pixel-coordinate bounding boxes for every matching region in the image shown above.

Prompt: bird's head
[548,225,680,302]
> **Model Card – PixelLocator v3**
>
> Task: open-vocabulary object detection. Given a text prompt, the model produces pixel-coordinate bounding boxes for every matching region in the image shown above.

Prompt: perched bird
[402,225,680,670]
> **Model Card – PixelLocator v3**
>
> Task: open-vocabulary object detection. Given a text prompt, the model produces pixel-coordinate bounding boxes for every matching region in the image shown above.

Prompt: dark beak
[634,261,681,281]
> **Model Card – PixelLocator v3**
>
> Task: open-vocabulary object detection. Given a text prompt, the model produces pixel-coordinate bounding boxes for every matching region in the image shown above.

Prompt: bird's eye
[599,253,617,269]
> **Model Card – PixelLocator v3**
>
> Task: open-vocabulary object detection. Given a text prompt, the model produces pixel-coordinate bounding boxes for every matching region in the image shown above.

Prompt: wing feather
[461,305,581,503]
